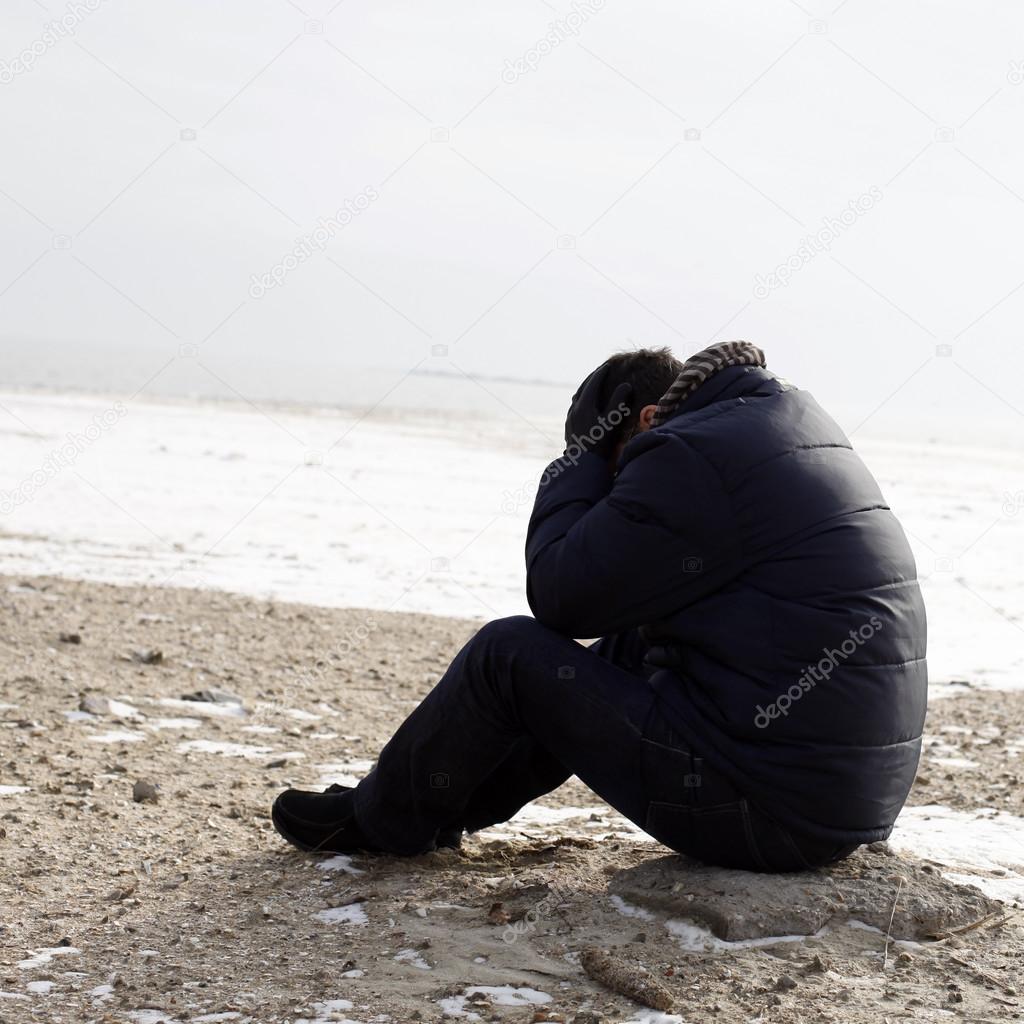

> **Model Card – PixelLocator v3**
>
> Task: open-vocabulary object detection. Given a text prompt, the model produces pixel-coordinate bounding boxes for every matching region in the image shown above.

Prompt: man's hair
[601,347,684,431]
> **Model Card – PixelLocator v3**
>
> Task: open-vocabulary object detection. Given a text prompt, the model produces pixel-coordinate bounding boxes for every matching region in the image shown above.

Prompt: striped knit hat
[650,341,767,427]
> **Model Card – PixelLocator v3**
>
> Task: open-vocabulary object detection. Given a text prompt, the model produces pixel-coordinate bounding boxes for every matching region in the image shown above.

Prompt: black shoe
[325,784,464,849]
[272,786,380,854]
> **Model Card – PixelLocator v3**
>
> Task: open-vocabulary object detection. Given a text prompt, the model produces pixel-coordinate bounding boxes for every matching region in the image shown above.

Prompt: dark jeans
[352,616,858,871]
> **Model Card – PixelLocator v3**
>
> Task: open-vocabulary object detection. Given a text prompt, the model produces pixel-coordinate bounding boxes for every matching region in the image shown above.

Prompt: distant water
[0,388,1021,690]
[2,337,1020,448]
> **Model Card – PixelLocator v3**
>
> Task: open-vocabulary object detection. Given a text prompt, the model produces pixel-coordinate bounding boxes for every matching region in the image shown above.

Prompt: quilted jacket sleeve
[525,430,741,638]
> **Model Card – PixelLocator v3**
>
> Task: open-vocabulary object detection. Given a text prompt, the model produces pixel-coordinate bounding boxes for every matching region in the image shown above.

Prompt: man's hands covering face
[564,363,635,461]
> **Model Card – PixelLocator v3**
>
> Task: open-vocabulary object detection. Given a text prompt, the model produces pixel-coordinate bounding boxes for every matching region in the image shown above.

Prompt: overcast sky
[2,0,1023,445]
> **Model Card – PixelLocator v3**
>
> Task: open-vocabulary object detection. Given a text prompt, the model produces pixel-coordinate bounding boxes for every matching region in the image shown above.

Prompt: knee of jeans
[470,615,545,652]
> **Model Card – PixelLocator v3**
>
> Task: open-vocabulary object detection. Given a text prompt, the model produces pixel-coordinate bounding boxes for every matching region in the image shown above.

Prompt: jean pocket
[640,736,699,806]
[644,799,770,872]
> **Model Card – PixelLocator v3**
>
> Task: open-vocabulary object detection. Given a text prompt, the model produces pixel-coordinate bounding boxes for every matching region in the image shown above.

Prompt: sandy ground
[1,575,1022,1024]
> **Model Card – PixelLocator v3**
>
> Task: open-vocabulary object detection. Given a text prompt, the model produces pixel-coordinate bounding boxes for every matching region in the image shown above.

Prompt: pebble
[80,695,111,716]
[131,648,164,665]
[133,780,159,804]
[181,687,241,705]
[59,632,82,645]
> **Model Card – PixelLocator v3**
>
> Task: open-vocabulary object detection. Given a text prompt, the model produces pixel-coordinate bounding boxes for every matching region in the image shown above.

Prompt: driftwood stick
[580,947,675,1012]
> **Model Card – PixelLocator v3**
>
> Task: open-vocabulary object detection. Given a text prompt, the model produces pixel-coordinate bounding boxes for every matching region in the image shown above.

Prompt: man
[273,343,927,871]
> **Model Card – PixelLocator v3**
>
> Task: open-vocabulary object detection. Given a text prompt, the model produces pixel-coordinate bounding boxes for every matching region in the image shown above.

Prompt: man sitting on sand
[273,343,927,871]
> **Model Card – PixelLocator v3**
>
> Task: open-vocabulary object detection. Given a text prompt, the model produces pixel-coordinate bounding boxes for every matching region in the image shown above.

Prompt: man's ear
[638,404,659,432]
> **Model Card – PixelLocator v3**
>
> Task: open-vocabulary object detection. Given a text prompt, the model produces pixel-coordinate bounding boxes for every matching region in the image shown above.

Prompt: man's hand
[564,363,635,461]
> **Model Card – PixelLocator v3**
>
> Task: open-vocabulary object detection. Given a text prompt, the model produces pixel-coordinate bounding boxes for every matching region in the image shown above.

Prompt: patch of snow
[146,718,203,731]
[511,803,606,825]
[316,855,365,876]
[891,804,1024,900]
[241,725,281,734]
[18,947,81,970]
[315,760,375,787]
[26,980,53,994]
[157,698,246,719]
[944,871,1024,905]
[667,918,817,952]
[437,995,481,1020]
[479,802,653,843]
[0,992,29,1001]
[88,730,146,744]
[107,699,143,718]
[340,969,365,978]
[464,986,551,1007]
[90,984,114,999]
[64,710,97,722]
[127,1012,181,1024]
[394,948,431,970]
[294,999,356,1024]
[620,1014,688,1024]
[929,756,979,769]
[610,895,655,920]
[845,920,923,949]
[283,708,322,721]
[176,740,274,759]
[0,785,30,795]
[313,903,368,926]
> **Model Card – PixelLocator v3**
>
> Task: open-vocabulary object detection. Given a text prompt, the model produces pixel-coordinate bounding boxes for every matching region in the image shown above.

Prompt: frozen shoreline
[0,386,1021,689]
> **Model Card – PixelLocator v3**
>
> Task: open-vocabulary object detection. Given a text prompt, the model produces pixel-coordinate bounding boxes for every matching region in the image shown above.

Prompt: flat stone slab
[609,842,1002,942]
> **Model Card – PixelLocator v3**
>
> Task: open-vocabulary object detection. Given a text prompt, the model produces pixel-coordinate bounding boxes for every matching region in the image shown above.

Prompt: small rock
[264,759,290,769]
[571,1014,605,1024]
[59,632,82,645]
[181,688,241,705]
[132,648,164,665]
[486,902,510,925]
[133,780,159,804]
[776,975,798,991]
[80,695,111,716]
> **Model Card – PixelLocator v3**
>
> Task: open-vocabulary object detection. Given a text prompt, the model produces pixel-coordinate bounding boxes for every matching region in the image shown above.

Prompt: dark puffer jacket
[526,365,927,843]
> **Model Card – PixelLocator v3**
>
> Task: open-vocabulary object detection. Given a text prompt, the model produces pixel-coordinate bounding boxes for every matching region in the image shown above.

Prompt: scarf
[651,341,767,427]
